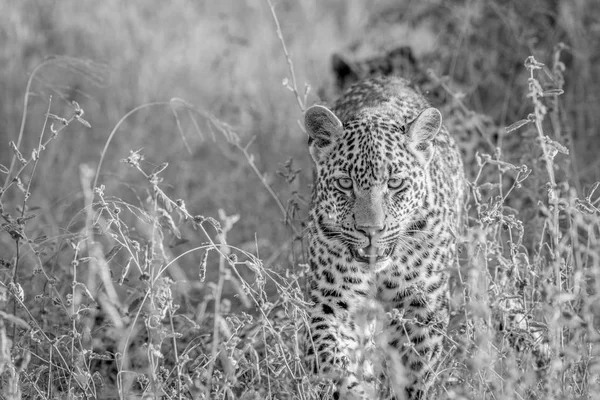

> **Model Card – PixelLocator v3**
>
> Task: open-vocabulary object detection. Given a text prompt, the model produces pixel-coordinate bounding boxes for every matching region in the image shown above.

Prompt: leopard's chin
[350,245,394,265]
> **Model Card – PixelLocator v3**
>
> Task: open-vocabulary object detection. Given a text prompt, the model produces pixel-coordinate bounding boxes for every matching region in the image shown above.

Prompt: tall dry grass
[0,0,599,399]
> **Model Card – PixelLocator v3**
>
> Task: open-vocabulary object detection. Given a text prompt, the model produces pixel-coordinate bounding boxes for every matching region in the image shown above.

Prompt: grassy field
[1,0,599,398]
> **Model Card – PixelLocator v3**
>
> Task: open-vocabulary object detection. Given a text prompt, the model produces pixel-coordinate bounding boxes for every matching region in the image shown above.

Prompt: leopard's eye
[336,177,353,191]
[388,177,405,190]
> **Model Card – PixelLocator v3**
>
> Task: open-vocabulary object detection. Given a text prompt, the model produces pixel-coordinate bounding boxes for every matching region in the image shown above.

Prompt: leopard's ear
[305,105,343,164]
[332,53,359,91]
[407,107,442,162]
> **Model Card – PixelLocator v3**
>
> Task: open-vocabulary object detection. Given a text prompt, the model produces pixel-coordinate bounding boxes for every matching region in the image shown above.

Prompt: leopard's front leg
[380,269,450,399]
[305,268,376,399]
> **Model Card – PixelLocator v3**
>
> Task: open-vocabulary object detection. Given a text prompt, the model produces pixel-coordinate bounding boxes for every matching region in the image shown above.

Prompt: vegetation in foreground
[1,0,599,398]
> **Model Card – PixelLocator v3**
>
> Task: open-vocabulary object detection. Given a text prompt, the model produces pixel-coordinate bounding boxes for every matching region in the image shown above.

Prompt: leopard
[331,46,422,97]
[304,76,465,399]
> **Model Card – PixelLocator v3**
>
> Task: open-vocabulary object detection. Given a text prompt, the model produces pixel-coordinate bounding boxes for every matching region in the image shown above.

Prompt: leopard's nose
[355,224,385,239]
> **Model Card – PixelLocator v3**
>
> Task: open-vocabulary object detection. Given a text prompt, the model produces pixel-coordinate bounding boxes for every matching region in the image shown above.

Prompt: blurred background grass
[1,0,599,311]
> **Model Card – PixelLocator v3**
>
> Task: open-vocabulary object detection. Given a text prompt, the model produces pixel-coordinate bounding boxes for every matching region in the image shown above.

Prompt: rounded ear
[332,53,359,91]
[408,107,442,142]
[304,105,343,164]
[407,107,442,162]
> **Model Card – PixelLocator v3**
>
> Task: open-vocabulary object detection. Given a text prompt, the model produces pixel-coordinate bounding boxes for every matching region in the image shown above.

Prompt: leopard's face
[308,110,436,272]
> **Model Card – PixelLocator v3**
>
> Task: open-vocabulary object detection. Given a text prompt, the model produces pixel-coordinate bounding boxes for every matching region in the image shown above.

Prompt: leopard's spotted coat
[304,76,464,399]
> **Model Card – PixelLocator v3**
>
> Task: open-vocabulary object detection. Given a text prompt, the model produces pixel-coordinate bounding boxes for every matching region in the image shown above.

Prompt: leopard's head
[305,104,442,271]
